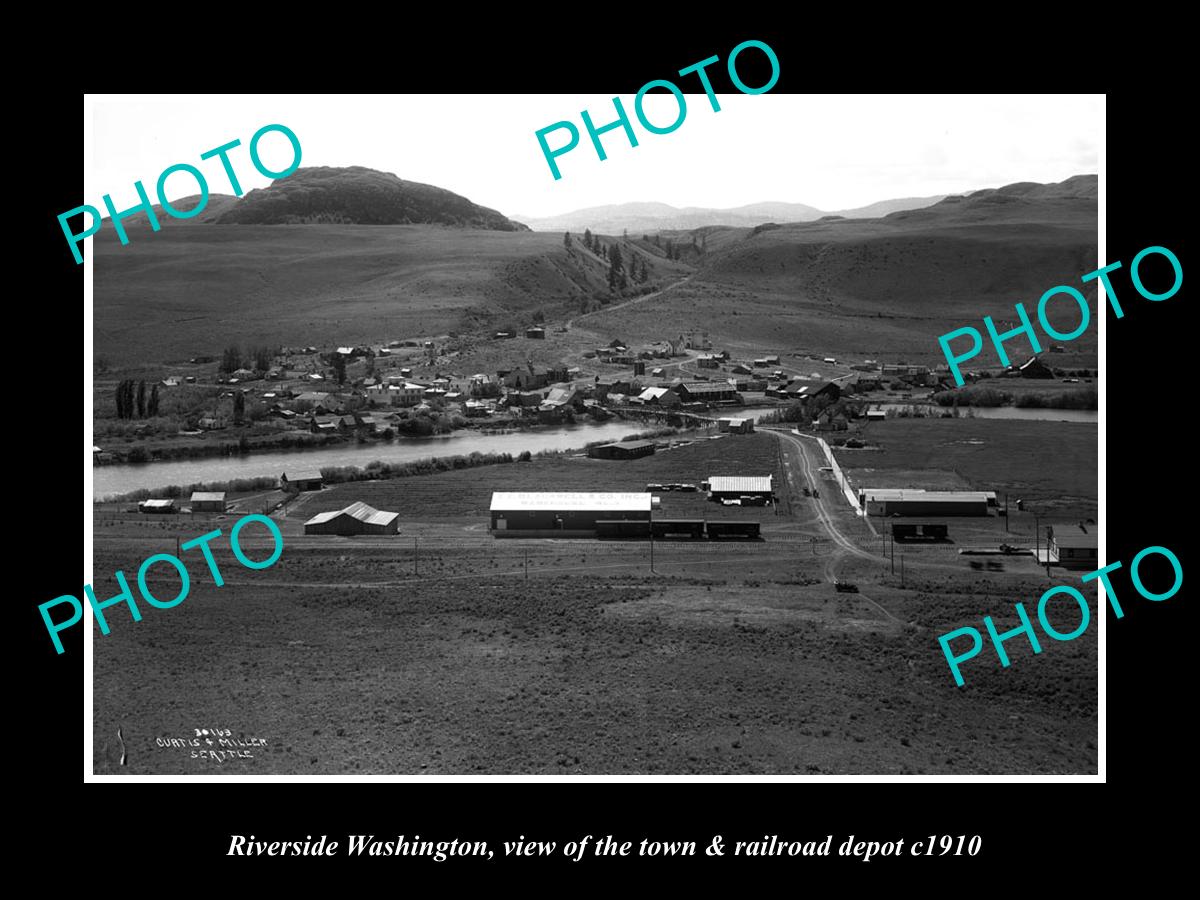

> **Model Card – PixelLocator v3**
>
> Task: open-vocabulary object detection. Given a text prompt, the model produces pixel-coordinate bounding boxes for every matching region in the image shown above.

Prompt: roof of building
[859,489,990,502]
[680,382,734,394]
[708,476,773,493]
[638,386,674,401]
[490,492,652,512]
[720,418,749,426]
[140,499,175,508]
[305,501,399,528]
[1053,531,1098,549]
[283,470,324,482]
[190,492,226,502]
[596,440,658,451]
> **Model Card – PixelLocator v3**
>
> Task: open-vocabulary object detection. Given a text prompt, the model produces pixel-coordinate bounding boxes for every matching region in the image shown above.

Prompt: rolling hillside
[579,176,1098,362]
[93,224,691,365]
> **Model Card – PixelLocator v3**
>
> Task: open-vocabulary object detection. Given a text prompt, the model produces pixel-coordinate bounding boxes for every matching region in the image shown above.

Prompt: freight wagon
[705,520,762,539]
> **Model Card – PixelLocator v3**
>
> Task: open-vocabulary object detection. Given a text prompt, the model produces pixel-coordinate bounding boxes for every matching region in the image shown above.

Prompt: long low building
[859,488,991,517]
[491,492,656,537]
[706,475,773,501]
[304,501,400,535]
[587,439,657,460]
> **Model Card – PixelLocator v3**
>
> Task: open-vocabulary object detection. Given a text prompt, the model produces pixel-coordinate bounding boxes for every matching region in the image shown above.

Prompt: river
[92,407,783,500]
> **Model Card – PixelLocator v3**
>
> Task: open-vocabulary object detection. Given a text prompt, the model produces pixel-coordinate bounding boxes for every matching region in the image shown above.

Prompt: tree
[136,381,146,418]
[252,345,272,371]
[332,354,347,385]
[623,228,628,239]
[148,384,160,418]
[608,243,626,292]
[221,345,241,373]
[233,389,246,425]
[114,380,127,419]
[583,228,593,251]
[563,231,571,249]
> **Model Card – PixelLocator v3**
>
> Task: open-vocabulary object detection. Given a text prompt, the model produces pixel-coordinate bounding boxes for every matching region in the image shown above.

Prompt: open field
[838,418,1097,522]
[92,422,1097,775]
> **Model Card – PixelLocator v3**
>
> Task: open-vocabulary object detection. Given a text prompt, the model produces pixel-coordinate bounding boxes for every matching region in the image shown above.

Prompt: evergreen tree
[148,384,160,418]
[653,234,661,248]
[136,380,146,418]
[563,231,571,249]
[608,243,626,292]
[583,228,593,251]
[114,380,126,419]
[333,353,347,385]
[233,389,245,425]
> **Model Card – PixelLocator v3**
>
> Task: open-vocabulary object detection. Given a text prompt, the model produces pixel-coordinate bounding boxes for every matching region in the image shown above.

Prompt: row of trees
[114,380,160,419]
[220,344,277,374]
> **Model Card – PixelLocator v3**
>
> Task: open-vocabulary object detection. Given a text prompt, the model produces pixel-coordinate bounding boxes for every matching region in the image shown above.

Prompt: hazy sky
[88,94,1102,220]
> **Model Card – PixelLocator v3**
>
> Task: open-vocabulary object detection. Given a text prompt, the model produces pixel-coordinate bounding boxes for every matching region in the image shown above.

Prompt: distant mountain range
[512,195,952,234]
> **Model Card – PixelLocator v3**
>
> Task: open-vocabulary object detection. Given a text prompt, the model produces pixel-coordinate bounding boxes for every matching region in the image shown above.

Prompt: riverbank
[98,425,706,503]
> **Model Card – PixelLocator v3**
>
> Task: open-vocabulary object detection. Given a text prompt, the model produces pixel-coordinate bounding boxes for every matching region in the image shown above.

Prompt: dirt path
[564,276,693,336]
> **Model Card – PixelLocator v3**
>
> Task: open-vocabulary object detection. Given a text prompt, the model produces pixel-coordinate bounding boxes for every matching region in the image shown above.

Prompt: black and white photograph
[84,91,1102,777]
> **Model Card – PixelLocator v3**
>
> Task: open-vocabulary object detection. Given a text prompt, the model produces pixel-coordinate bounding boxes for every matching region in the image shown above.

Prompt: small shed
[190,491,227,512]
[138,499,177,514]
[304,501,400,535]
[281,470,324,492]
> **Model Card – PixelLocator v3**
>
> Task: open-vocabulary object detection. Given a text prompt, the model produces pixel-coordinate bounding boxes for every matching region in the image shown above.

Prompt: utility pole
[900,552,905,588]
[1045,526,1052,577]
[524,546,528,581]
[890,519,895,575]
[1034,514,1040,565]
[1003,492,1008,533]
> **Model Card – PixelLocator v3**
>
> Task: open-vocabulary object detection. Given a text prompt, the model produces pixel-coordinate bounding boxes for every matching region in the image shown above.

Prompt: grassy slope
[94,226,691,365]
[583,193,1098,364]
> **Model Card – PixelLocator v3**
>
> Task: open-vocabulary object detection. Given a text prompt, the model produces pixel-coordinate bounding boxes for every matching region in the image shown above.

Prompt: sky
[88,94,1102,220]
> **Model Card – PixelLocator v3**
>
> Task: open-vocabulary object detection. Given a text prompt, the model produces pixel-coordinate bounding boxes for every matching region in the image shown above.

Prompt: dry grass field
[91,426,1097,775]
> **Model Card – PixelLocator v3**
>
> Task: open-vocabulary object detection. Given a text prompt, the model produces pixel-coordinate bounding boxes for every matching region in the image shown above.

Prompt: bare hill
[213,167,527,230]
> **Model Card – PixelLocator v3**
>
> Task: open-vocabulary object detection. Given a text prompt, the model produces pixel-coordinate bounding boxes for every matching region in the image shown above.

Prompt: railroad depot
[858,488,993,517]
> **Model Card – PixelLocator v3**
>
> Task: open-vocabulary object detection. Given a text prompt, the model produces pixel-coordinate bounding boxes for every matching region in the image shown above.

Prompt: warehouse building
[706,475,773,501]
[676,382,739,403]
[304,501,400,535]
[587,439,657,460]
[1049,530,1098,570]
[717,417,754,434]
[138,499,177,514]
[859,489,990,517]
[490,492,656,537]
[281,470,324,492]
[190,491,227,512]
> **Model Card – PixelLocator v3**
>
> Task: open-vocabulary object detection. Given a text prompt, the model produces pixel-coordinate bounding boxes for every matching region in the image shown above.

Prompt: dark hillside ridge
[213,167,528,231]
